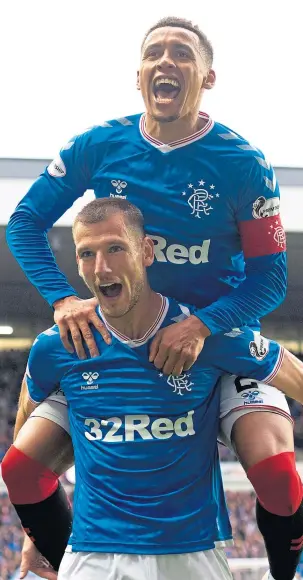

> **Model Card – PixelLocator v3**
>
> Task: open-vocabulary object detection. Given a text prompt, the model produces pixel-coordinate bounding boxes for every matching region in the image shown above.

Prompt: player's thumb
[19,559,29,579]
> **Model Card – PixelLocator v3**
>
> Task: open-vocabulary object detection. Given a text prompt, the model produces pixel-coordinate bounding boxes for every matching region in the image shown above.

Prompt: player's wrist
[188,315,211,338]
[53,295,80,310]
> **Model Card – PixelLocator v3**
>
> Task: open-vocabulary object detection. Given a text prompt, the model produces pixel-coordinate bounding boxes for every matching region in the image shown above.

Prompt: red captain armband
[239,214,286,258]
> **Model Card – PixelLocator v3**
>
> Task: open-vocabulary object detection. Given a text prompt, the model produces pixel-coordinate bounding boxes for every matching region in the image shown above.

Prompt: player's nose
[156,50,176,70]
[94,252,112,276]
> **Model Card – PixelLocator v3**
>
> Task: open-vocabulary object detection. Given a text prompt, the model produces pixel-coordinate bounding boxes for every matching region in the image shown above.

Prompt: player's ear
[136,70,141,91]
[143,236,154,267]
[202,69,216,91]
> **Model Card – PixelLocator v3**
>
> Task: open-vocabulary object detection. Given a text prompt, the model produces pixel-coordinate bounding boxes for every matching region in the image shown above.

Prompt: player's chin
[150,97,182,122]
[151,108,181,123]
[99,291,130,317]
[102,301,129,319]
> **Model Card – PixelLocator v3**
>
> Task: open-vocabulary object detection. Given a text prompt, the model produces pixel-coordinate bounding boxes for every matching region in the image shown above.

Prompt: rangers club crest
[182,180,220,218]
[268,220,286,248]
[159,372,194,396]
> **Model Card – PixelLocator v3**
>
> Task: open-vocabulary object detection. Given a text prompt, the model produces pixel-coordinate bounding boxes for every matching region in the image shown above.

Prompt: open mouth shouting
[153,77,181,104]
[99,282,122,299]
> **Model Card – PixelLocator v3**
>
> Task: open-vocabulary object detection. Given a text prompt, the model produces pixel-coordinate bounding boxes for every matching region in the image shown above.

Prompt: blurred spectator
[225,491,266,558]
[218,443,238,462]
[0,351,28,462]
[0,494,23,579]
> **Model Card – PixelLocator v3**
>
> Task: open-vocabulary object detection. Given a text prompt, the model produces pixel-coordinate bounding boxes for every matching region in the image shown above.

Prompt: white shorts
[218,374,292,449]
[30,375,292,449]
[30,388,69,432]
[58,548,233,580]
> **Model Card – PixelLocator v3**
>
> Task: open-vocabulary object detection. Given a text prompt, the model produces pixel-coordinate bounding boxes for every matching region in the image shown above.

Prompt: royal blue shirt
[26,297,284,553]
[7,112,287,334]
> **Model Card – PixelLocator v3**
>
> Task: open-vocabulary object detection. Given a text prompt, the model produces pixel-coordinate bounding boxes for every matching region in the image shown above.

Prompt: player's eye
[108,245,123,254]
[144,50,160,59]
[177,50,190,59]
[80,250,94,258]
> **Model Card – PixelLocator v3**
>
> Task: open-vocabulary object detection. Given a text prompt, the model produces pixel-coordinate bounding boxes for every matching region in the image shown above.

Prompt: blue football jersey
[7,112,287,334]
[26,297,283,554]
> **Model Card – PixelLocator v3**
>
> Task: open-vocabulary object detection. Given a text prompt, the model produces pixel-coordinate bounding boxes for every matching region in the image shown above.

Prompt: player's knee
[247,451,303,516]
[2,446,17,492]
[2,445,59,504]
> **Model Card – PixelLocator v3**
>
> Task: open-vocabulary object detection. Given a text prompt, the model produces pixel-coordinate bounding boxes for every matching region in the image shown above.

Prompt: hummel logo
[82,372,99,385]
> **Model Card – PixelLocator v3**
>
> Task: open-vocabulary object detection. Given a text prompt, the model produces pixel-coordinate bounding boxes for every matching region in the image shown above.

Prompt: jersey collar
[97,295,169,348]
[139,111,214,152]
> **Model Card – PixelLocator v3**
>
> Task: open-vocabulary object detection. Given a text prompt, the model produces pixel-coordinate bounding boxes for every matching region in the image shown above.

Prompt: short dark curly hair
[142,16,214,69]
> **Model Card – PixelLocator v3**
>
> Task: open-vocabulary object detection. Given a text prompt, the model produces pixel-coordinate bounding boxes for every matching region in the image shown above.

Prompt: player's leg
[233,412,302,580]
[219,375,303,580]
[1,396,73,571]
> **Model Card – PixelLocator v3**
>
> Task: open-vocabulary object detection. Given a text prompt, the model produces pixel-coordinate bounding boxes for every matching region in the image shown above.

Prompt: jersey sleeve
[202,327,284,383]
[195,155,287,334]
[6,130,98,307]
[25,327,70,403]
[235,155,285,259]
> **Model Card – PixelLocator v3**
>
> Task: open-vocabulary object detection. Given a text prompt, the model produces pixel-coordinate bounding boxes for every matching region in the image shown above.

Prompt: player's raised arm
[6,129,110,357]
[193,158,287,335]
[6,133,89,307]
